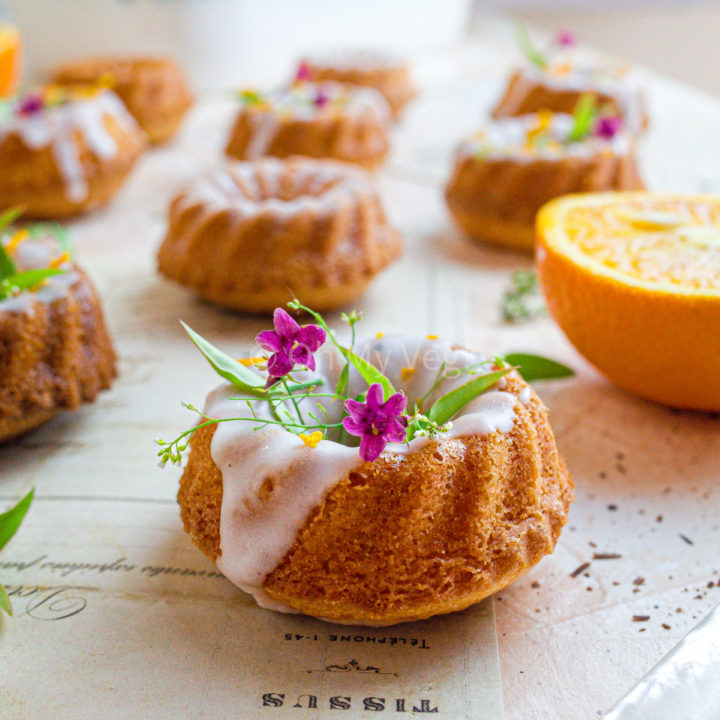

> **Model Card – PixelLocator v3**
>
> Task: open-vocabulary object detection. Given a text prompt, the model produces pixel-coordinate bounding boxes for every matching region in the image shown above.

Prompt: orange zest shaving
[49,252,70,268]
[5,228,29,254]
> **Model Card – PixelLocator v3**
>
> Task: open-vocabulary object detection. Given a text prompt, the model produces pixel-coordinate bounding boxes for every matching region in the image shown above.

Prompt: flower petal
[256,329,282,353]
[297,324,326,352]
[267,351,293,378]
[342,416,364,437]
[383,418,408,443]
[382,392,407,417]
[359,433,387,462]
[272,308,300,341]
[343,398,366,419]
[365,383,384,410]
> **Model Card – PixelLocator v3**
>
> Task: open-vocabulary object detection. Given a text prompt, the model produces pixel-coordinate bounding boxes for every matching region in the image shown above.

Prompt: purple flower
[595,116,623,139]
[313,88,329,109]
[16,94,44,117]
[556,29,576,47]
[343,383,408,462]
[295,62,312,83]
[256,308,326,384]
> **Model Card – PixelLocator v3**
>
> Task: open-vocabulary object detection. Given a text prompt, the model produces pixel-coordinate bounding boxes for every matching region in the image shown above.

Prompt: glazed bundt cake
[176,333,573,625]
[52,56,193,144]
[225,82,391,170]
[295,49,416,119]
[157,157,402,312]
[445,109,644,251]
[492,33,647,134]
[0,86,147,218]
[0,224,117,442]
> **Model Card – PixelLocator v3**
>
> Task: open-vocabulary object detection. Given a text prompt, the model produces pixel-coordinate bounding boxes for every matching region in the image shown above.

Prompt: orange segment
[536,192,720,410]
[0,24,22,98]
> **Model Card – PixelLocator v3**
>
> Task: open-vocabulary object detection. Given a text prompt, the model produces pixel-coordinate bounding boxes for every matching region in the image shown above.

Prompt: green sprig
[515,25,547,69]
[568,93,598,142]
[502,269,546,323]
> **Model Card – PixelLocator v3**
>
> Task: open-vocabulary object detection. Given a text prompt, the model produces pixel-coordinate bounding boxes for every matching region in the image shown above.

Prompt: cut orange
[536,192,720,411]
[0,24,22,98]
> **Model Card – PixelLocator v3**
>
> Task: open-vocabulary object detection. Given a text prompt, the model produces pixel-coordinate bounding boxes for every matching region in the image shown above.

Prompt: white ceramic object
[4,0,472,90]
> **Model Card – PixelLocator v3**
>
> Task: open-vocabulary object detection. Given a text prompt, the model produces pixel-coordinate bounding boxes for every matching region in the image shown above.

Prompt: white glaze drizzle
[0,91,140,202]
[458,112,631,162]
[207,335,525,612]
[176,157,376,221]
[302,49,405,72]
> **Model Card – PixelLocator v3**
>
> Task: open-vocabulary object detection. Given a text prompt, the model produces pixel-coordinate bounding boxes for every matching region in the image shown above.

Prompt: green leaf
[1,267,64,295]
[503,353,574,381]
[568,93,598,142]
[427,368,512,426]
[0,489,34,552]
[339,346,396,401]
[181,321,265,392]
[0,243,16,281]
[515,25,546,69]
[0,207,24,236]
[0,584,11,616]
[335,362,350,398]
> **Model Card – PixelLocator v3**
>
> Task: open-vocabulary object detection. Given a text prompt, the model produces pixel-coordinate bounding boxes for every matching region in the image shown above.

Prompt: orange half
[536,192,720,410]
[0,24,22,98]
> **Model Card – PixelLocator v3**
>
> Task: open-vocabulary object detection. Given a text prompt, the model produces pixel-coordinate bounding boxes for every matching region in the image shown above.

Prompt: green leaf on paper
[427,368,512,426]
[0,489,34,552]
[503,353,574,382]
[181,321,265,392]
[0,584,11,616]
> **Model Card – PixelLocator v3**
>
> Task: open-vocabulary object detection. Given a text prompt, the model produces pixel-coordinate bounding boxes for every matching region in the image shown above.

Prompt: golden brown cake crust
[157,157,402,313]
[0,267,117,442]
[445,148,645,252]
[492,69,649,132]
[177,373,573,625]
[53,56,193,144]
[0,109,146,219]
[300,57,416,119]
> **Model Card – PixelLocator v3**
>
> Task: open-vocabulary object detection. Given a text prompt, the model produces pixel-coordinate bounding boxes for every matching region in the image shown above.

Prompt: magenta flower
[343,383,408,462]
[295,62,312,83]
[256,308,326,385]
[313,88,329,109]
[595,116,622,139]
[556,29,576,47]
[16,94,44,117]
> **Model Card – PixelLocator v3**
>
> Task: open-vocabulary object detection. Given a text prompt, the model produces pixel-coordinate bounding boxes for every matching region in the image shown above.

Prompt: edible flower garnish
[555,29,576,47]
[16,93,43,116]
[256,307,326,386]
[343,383,408,461]
[594,115,623,140]
[0,208,70,301]
[156,301,574,468]
[295,62,312,83]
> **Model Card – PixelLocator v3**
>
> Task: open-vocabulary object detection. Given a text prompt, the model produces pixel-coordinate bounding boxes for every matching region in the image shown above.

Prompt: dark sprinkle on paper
[570,562,591,578]
[633,615,650,622]
[679,534,694,546]
[593,553,622,560]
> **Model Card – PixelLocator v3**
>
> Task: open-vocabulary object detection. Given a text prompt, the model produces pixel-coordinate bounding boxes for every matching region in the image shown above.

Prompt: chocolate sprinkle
[633,577,645,586]
[679,534,695,546]
[570,562,591,578]
[593,553,622,560]
[633,615,650,622]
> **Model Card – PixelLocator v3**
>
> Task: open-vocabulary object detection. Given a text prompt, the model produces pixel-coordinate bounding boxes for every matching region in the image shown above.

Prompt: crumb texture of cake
[0,240,117,442]
[0,88,147,218]
[52,56,193,144]
[225,82,391,169]
[178,336,573,625]
[157,156,402,312]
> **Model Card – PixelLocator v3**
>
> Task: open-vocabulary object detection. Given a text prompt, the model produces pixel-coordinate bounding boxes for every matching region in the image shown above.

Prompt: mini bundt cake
[157,157,402,312]
[445,109,644,251]
[177,334,573,625]
[295,49,416,119]
[52,56,193,144]
[0,224,117,442]
[492,33,647,134]
[0,86,147,218]
[225,82,391,170]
